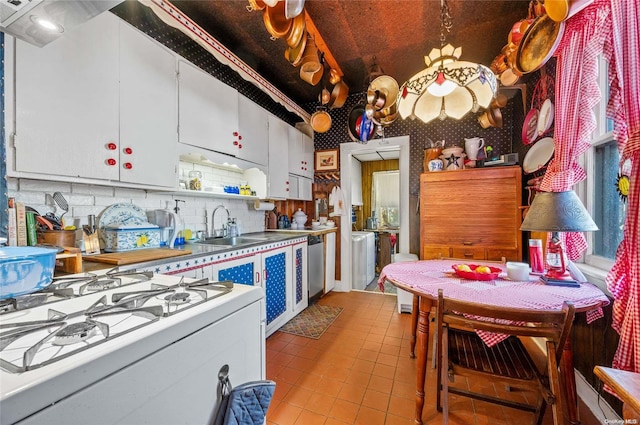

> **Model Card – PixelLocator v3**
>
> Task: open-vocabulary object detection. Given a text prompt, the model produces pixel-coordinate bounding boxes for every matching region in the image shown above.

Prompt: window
[592,139,626,259]
[371,170,399,228]
[583,56,627,269]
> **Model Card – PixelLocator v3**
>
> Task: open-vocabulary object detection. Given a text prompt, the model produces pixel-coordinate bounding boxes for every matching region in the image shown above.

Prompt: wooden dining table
[379,259,610,425]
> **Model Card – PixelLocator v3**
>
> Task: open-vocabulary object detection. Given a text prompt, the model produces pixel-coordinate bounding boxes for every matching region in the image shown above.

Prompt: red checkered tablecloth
[379,260,610,346]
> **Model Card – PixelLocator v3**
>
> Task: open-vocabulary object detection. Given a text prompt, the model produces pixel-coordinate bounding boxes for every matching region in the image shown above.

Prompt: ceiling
[151,0,531,108]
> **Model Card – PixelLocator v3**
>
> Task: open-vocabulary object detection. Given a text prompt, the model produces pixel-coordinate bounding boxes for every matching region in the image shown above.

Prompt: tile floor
[266,290,555,425]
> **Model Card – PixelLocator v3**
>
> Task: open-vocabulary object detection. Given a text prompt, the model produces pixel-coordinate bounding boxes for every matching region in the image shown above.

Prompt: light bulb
[30,15,64,33]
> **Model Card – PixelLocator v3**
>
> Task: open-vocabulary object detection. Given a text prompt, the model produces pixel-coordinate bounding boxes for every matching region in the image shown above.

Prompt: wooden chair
[435,289,575,425]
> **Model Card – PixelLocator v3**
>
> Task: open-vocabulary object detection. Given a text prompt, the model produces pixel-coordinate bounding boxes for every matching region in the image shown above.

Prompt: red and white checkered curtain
[603,0,640,376]
[539,0,609,260]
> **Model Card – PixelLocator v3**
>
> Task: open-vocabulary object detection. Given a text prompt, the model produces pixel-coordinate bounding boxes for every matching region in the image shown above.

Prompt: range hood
[0,0,122,47]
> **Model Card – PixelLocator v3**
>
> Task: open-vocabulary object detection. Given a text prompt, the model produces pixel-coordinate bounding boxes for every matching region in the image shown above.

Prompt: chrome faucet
[211,204,230,238]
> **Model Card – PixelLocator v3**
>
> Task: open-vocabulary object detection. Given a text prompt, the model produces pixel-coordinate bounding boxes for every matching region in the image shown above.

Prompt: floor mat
[278,304,343,339]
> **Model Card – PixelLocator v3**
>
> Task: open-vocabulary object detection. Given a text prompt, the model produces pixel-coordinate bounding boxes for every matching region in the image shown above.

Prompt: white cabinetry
[287,174,313,201]
[266,115,290,200]
[288,127,314,179]
[11,13,177,187]
[178,60,239,156]
[237,95,268,166]
[13,13,120,181]
[119,21,178,187]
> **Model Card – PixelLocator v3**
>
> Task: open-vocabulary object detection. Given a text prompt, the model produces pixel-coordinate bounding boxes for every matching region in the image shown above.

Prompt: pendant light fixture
[397,0,498,123]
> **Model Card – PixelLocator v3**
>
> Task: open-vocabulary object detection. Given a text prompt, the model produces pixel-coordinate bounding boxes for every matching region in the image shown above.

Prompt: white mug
[464,137,485,161]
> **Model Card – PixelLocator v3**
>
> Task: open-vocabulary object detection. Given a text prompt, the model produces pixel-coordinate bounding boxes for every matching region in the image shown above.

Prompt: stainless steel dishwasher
[307,235,324,302]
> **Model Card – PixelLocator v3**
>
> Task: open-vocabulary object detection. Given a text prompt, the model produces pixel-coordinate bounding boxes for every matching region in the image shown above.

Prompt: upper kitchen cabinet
[178,60,239,157]
[119,21,178,188]
[12,13,120,181]
[177,62,267,167]
[287,126,314,179]
[237,95,268,166]
[9,13,178,187]
[267,115,290,199]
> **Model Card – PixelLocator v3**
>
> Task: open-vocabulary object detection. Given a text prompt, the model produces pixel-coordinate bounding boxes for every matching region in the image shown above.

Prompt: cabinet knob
[106,142,117,151]
[238,144,243,149]
[233,132,239,136]
[106,158,117,166]
[124,162,133,170]
[233,141,239,146]
[238,135,243,141]
[123,147,133,155]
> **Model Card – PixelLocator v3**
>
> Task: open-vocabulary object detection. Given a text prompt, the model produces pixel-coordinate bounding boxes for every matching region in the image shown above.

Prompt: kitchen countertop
[80,231,308,273]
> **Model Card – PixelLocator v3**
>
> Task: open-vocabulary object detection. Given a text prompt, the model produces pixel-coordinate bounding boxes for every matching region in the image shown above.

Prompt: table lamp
[520,191,598,281]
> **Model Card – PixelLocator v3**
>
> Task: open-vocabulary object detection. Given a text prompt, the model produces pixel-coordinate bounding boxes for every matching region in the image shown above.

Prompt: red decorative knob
[233,132,239,136]
[233,141,239,146]
[238,144,242,149]
[123,147,133,155]
[124,162,133,169]
[107,142,117,150]
[106,158,117,166]
[238,135,242,140]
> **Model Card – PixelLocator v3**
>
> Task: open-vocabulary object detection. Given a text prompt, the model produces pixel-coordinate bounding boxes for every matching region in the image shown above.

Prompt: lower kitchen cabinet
[262,246,293,335]
[292,242,308,315]
[210,255,262,286]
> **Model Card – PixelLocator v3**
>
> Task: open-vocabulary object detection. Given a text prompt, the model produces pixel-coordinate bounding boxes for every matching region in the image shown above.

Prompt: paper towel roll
[254,200,276,211]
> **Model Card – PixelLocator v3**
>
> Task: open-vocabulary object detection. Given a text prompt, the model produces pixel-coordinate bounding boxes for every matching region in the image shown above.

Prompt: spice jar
[188,170,202,191]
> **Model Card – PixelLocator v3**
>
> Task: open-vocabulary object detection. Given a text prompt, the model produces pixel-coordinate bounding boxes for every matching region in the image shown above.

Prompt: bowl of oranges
[452,264,502,281]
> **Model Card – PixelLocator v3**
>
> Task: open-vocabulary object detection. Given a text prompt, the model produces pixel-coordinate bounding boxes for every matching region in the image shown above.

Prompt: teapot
[292,208,308,227]
[464,137,485,161]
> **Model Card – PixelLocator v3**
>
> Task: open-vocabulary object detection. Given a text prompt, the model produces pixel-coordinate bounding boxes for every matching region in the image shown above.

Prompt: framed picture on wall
[315,149,339,171]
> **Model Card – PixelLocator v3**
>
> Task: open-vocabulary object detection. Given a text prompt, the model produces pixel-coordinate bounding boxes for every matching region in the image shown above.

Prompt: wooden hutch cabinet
[420,167,523,262]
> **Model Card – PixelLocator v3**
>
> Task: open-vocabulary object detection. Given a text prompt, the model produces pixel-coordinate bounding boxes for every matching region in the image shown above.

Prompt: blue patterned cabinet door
[295,246,303,304]
[211,256,260,286]
[264,251,287,325]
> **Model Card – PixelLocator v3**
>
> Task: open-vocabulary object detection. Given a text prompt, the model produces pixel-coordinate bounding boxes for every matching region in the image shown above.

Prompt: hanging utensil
[52,192,69,221]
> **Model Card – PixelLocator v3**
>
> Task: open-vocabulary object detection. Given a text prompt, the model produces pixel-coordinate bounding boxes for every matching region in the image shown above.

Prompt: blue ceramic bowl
[0,247,57,300]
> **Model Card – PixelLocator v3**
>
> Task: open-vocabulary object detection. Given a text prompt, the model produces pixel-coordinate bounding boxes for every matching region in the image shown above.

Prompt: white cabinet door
[300,132,315,179]
[287,174,312,201]
[287,127,313,178]
[119,21,178,188]
[14,13,120,180]
[267,115,289,200]
[178,60,239,156]
[237,95,268,166]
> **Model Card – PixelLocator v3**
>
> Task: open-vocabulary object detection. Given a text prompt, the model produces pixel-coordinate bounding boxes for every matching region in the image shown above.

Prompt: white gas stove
[0,269,266,425]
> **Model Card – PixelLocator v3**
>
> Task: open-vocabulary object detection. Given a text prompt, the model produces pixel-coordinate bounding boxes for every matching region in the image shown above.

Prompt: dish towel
[329,186,346,216]
[213,367,276,425]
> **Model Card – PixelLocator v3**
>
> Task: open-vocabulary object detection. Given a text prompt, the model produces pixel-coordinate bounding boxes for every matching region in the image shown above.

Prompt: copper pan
[263,2,292,39]
[478,107,503,129]
[515,14,565,74]
[284,29,307,66]
[328,80,349,109]
[372,102,399,126]
[285,10,305,48]
[299,36,322,85]
[328,68,341,85]
[310,107,331,133]
[368,75,399,109]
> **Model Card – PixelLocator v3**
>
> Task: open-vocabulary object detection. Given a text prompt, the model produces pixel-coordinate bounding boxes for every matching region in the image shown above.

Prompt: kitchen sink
[196,236,268,246]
